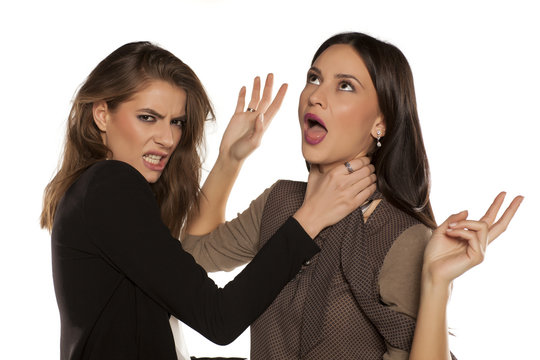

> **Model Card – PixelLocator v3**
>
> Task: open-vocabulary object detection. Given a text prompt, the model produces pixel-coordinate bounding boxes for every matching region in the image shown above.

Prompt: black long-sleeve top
[51,160,319,360]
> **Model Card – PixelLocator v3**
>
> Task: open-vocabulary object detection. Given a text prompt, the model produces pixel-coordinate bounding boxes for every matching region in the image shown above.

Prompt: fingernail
[449,222,457,228]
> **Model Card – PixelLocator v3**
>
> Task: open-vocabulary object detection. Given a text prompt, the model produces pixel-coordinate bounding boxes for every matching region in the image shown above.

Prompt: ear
[93,101,109,132]
[371,114,386,138]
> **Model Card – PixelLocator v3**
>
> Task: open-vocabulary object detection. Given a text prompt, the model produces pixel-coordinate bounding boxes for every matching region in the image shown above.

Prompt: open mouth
[142,152,169,171]
[142,154,164,165]
[304,113,328,145]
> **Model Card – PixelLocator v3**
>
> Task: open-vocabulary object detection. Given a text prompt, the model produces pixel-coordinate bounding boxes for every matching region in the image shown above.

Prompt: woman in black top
[40,42,377,359]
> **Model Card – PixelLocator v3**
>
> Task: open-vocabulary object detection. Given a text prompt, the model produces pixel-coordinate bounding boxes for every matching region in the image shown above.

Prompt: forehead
[127,80,187,115]
[313,44,370,78]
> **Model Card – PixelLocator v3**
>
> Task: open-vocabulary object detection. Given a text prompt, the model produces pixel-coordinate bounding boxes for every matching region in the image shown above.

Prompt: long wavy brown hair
[40,41,214,237]
[312,33,436,229]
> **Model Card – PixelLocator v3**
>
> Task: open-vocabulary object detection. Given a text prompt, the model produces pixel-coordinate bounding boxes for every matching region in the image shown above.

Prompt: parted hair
[313,32,436,229]
[41,41,214,237]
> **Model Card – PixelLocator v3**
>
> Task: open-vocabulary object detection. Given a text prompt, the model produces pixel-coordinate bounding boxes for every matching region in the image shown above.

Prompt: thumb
[250,114,264,143]
[437,210,468,233]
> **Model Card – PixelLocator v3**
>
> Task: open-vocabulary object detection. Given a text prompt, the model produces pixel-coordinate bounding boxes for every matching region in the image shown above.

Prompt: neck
[316,162,341,174]
[312,150,373,175]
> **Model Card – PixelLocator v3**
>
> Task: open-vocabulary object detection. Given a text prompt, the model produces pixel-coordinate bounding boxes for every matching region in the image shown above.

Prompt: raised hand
[423,192,524,285]
[219,74,288,163]
[293,158,377,238]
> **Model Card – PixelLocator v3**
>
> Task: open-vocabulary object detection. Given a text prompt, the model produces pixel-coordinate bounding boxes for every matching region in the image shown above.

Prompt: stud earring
[376,130,382,148]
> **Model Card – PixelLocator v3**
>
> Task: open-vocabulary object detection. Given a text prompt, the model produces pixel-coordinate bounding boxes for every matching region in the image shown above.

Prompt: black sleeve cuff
[278,216,320,263]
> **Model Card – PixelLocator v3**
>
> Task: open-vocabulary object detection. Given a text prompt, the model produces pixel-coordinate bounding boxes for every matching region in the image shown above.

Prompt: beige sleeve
[383,344,409,360]
[379,223,432,360]
[181,184,275,272]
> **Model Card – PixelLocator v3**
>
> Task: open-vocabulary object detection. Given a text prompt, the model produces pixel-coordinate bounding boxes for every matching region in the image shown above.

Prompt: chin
[301,146,330,166]
[143,172,162,184]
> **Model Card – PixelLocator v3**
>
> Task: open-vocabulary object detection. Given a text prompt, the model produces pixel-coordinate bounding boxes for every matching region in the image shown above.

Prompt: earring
[376,130,382,148]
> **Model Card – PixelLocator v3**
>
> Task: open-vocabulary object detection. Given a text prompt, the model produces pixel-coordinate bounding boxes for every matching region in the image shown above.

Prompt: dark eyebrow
[308,67,322,78]
[336,73,365,89]
[308,67,365,89]
[172,115,187,123]
[137,108,164,119]
[138,108,186,123]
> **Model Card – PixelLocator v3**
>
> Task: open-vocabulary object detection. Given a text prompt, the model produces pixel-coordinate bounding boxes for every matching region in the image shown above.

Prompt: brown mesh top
[183,180,457,359]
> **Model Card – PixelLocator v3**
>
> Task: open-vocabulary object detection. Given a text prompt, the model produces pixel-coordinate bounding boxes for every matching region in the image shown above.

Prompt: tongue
[306,124,327,140]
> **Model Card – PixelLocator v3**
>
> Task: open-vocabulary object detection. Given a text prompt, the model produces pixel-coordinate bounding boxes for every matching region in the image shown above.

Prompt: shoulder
[374,198,432,273]
[378,222,432,317]
[267,180,306,198]
[80,160,155,213]
[80,160,150,194]
[84,160,146,183]
[371,197,423,233]
[262,179,307,213]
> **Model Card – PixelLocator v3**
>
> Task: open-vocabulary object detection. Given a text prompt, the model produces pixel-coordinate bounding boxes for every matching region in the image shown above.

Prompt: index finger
[480,191,506,226]
[488,195,524,244]
[234,86,247,113]
[261,83,288,127]
[342,157,371,174]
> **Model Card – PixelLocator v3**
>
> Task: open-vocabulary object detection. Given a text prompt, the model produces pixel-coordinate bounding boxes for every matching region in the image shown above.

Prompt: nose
[153,120,175,149]
[307,85,327,109]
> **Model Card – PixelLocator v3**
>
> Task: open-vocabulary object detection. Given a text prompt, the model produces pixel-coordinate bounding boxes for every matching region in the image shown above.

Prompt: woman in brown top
[184,33,522,359]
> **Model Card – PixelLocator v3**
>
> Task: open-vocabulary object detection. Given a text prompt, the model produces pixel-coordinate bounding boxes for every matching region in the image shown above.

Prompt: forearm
[187,155,243,235]
[409,273,452,360]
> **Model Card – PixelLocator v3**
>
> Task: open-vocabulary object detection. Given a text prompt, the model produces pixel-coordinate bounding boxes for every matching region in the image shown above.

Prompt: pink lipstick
[303,113,327,145]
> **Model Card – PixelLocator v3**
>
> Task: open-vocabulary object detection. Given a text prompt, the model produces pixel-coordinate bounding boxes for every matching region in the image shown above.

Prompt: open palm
[423,192,523,285]
[219,74,287,162]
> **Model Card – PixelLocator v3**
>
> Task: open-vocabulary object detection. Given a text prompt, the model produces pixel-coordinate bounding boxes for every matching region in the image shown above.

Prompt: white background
[1,0,538,359]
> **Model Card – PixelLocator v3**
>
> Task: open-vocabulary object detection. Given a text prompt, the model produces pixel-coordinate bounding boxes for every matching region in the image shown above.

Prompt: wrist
[421,269,452,301]
[214,153,244,175]
[293,206,322,239]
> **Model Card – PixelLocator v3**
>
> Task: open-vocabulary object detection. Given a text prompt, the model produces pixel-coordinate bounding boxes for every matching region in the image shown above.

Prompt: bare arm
[184,158,377,271]
[187,74,287,236]
[409,193,524,360]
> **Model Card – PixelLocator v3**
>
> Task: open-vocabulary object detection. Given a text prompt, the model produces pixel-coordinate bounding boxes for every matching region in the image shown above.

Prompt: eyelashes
[137,114,186,127]
[137,114,155,122]
[306,72,355,92]
[307,72,320,85]
[338,81,354,92]
[170,118,186,127]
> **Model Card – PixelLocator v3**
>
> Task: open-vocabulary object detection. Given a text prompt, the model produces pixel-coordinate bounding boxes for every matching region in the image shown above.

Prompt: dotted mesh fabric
[250,181,457,360]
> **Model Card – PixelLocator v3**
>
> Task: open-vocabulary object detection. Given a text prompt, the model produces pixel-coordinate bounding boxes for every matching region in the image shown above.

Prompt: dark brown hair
[41,41,214,237]
[313,32,436,228]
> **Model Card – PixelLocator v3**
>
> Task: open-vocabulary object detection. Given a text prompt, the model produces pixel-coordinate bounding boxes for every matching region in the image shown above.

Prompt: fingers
[438,210,469,231]
[343,165,376,188]
[234,86,247,114]
[448,220,489,252]
[341,157,371,175]
[487,195,524,244]
[246,76,261,111]
[263,83,288,127]
[238,74,287,127]
[257,73,274,114]
[353,182,377,206]
[444,226,486,265]
[480,191,506,226]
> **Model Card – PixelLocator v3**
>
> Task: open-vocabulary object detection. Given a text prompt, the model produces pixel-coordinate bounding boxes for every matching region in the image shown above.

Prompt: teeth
[143,154,163,164]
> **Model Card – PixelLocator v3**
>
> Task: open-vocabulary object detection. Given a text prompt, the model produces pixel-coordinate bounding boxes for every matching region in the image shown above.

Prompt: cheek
[110,116,145,149]
[338,105,376,145]
[173,128,182,147]
[298,91,309,126]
